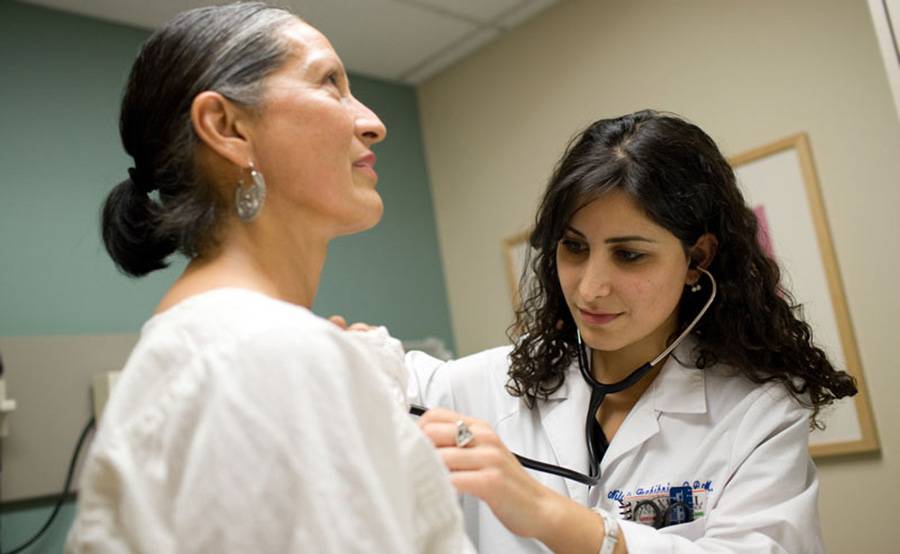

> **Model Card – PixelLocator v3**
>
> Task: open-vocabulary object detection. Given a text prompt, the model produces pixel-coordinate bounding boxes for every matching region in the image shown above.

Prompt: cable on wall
[2,416,95,554]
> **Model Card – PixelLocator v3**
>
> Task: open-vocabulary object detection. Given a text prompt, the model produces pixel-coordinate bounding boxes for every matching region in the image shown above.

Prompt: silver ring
[455,420,475,448]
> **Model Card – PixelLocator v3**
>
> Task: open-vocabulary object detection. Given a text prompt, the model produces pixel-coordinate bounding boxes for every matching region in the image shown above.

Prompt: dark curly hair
[507,110,856,427]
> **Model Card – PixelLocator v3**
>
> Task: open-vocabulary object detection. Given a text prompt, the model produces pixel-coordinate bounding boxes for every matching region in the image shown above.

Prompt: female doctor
[407,111,857,553]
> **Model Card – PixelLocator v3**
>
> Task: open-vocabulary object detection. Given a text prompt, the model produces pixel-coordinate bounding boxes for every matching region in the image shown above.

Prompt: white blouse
[66,288,473,554]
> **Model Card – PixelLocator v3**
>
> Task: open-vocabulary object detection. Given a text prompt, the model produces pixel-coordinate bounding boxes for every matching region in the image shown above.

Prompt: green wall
[0,1,453,551]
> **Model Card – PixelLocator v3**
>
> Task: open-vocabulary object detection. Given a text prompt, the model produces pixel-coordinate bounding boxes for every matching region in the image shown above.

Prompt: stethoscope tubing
[409,403,600,486]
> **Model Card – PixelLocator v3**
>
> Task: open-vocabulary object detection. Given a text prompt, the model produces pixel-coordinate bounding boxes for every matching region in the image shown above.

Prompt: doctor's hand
[417,408,563,541]
[420,408,620,554]
[327,315,374,332]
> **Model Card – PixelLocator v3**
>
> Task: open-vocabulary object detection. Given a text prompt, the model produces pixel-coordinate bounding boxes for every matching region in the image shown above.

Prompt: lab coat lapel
[599,389,661,475]
[600,344,707,474]
[536,364,592,500]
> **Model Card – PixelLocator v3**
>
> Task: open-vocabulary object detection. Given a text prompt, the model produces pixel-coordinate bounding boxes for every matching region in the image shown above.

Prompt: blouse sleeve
[618,386,823,553]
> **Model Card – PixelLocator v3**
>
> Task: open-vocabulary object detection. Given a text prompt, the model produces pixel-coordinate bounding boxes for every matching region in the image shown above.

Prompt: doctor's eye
[559,238,588,255]
[613,249,645,263]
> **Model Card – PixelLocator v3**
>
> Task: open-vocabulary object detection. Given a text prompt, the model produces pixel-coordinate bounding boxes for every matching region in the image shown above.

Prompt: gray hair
[103,2,299,276]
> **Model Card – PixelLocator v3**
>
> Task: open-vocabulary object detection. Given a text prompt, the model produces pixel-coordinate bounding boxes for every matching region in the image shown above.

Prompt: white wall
[417,0,900,550]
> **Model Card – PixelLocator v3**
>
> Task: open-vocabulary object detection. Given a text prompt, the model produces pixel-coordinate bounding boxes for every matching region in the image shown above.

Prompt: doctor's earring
[688,281,702,293]
[234,162,266,222]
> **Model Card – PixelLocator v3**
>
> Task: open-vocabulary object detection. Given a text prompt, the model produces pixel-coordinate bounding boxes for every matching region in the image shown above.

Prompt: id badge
[666,486,694,525]
[619,487,708,529]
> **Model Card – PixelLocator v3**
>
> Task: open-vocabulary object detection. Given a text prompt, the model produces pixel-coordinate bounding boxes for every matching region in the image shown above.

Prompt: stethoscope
[410,267,717,488]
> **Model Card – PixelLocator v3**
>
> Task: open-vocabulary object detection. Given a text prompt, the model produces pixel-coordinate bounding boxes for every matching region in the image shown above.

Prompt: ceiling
[20,0,558,84]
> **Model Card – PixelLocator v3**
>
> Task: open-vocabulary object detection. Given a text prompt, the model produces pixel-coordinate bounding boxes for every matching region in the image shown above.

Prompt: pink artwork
[753,204,775,258]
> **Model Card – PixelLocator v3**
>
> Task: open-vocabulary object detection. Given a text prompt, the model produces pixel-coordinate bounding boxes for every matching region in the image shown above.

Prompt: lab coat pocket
[659,517,706,541]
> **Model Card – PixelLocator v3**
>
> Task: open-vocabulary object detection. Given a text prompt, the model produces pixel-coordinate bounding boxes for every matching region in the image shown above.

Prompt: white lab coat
[407,339,824,553]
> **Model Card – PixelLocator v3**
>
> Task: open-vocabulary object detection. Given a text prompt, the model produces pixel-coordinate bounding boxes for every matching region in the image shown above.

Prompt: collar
[542,336,708,414]
[535,337,708,499]
[647,337,707,415]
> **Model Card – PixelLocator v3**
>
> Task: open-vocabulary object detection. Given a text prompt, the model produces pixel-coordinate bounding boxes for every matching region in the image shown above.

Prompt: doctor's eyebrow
[605,236,657,244]
[563,226,657,244]
[562,226,586,238]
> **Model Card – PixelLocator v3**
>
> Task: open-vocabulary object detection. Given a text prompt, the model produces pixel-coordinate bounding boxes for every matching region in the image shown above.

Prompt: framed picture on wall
[730,133,879,458]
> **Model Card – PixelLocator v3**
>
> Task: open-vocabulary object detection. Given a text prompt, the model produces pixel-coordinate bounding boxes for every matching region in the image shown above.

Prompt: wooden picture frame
[730,133,879,458]
[501,133,879,458]
[503,230,532,309]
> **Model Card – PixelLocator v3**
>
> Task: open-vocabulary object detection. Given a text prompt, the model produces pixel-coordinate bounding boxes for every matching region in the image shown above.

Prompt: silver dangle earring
[689,282,702,293]
[234,162,266,222]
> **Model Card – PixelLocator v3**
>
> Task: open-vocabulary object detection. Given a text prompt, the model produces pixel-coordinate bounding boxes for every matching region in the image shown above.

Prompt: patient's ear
[190,91,255,168]
[686,233,718,285]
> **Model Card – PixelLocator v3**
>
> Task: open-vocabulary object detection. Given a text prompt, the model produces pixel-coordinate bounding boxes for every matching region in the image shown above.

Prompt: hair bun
[127,167,154,195]
[101,179,177,277]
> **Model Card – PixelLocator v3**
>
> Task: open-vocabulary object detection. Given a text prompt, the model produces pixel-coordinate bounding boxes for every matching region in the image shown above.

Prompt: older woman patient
[65,3,472,553]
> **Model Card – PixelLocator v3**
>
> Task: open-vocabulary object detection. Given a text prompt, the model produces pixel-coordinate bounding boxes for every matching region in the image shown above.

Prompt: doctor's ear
[686,233,718,285]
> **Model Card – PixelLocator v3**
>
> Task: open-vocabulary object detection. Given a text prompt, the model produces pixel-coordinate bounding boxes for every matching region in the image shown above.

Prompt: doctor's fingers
[447,469,508,500]
[420,419,499,449]
[437,442,516,473]
[419,408,496,449]
[327,315,348,329]
[417,406,476,426]
[417,407,485,435]
[326,315,376,331]
[438,447,522,503]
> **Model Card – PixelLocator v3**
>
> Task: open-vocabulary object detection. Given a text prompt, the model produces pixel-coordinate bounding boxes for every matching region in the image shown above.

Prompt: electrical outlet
[91,371,121,421]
